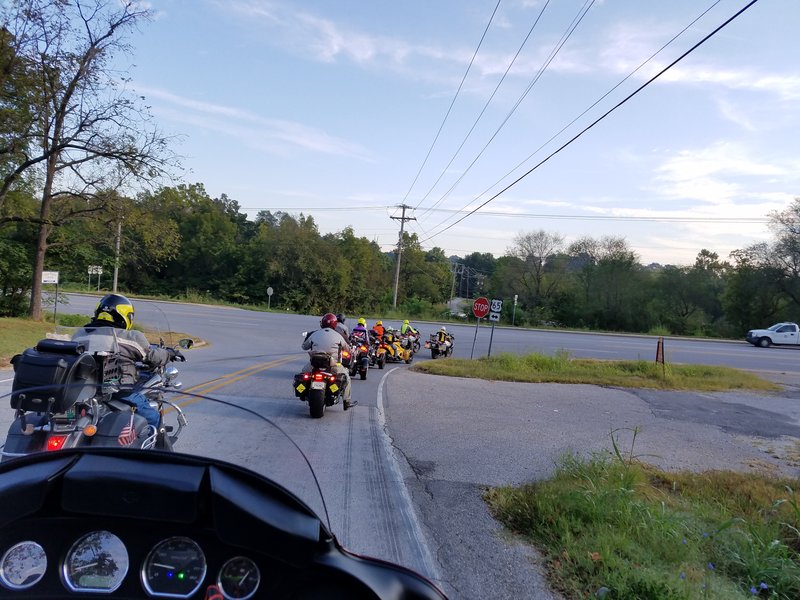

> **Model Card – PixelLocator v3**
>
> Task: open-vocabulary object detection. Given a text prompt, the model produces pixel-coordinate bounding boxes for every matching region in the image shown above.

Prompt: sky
[125,0,800,266]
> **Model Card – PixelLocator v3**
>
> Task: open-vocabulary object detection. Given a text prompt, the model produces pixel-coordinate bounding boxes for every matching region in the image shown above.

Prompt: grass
[485,432,800,599]
[411,351,779,392]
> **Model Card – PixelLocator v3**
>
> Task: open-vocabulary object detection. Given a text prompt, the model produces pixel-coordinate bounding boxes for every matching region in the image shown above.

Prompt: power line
[423,0,726,235]
[420,0,762,245]
[417,0,596,221]
[414,0,552,214]
[420,208,769,223]
[399,0,503,207]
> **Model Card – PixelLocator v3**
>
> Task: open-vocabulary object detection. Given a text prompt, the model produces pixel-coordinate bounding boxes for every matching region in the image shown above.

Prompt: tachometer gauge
[0,541,47,590]
[217,557,260,600]
[63,531,128,593]
[142,537,206,598]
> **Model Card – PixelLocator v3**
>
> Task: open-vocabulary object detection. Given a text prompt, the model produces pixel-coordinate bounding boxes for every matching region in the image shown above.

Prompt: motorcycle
[372,339,387,369]
[293,352,348,418]
[1,332,189,462]
[0,386,448,599]
[401,331,422,354]
[425,334,453,359]
[348,338,370,380]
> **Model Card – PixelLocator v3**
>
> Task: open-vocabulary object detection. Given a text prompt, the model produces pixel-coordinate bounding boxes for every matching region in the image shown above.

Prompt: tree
[0,0,176,319]
[508,229,564,305]
[566,236,648,331]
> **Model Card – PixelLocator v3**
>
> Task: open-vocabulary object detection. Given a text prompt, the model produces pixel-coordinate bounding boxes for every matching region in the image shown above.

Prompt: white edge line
[0,378,13,384]
[376,367,442,584]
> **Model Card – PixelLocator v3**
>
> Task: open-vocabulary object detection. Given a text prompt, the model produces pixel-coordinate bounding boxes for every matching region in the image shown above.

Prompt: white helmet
[440,326,447,332]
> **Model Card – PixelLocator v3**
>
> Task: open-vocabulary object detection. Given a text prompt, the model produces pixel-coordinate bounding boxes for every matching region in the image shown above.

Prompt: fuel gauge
[217,557,260,600]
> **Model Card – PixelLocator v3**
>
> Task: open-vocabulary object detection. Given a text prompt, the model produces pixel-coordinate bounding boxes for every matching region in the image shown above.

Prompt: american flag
[117,413,136,446]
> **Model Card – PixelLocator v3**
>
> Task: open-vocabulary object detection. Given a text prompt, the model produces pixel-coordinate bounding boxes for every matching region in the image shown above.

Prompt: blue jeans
[123,391,160,428]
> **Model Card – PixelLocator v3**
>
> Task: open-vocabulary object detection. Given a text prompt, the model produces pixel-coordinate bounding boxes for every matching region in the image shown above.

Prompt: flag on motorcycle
[117,412,136,446]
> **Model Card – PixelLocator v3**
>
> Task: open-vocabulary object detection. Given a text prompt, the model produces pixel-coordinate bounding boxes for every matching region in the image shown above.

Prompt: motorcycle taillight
[329,375,337,383]
[360,346,367,351]
[46,435,68,451]
[302,373,310,380]
[313,373,325,382]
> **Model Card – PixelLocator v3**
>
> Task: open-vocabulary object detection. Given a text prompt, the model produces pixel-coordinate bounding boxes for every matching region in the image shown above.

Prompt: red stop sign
[472,297,490,319]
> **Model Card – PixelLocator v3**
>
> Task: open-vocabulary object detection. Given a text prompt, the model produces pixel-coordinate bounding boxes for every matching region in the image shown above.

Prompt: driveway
[383,370,800,599]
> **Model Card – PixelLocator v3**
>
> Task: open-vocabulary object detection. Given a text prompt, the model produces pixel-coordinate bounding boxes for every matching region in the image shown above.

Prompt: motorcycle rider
[335,313,349,339]
[301,313,355,409]
[400,319,418,335]
[71,294,184,428]
[436,326,454,353]
[351,317,371,344]
[372,320,385,338]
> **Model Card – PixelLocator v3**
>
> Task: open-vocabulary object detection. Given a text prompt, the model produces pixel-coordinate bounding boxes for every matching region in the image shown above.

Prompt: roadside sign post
[470,297,489,359]
[487,299,503,357]
[42,271,59,326]
[87,265,102,291]
[512,294,518,326]
[267,286,274,310]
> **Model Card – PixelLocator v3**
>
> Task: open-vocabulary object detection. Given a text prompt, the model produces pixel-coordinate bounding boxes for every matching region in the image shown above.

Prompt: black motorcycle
[348,338,370,380]
[0,387,448,599]
[293,352,348,418]
[1,336,188,461]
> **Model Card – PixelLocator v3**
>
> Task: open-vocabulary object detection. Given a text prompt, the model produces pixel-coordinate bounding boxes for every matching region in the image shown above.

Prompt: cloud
[135,85,372,160]
[653,141,787,205]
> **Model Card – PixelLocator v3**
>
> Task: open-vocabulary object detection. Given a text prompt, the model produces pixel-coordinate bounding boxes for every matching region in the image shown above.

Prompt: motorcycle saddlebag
[10,344,98,414]
[309,352,334,370]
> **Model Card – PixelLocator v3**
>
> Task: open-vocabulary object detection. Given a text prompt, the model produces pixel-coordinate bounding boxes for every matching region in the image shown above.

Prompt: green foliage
[486,445,800,599]
[412,352,777,392]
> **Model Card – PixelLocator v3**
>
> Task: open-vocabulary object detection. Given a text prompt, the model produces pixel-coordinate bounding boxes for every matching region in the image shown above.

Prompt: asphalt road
[2,296,799,599]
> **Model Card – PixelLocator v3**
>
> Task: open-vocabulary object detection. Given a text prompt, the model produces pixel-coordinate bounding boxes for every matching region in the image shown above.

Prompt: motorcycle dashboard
[0,450,443,599]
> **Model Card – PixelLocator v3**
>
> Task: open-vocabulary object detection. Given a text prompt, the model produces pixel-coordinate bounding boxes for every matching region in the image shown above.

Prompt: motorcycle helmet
[336,313,346,324]
[94,294,135,330]
[358,318,366,326]
[403,319,409,325]
[376,320,383,326]
[321,313,338,329]
[440,326,447,332]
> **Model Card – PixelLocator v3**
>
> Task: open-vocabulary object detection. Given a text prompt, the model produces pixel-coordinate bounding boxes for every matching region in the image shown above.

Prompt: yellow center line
[170,355,302,408]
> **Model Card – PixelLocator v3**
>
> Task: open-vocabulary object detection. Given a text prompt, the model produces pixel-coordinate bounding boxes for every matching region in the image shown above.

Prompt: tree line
[2,2,799,337]
[3,176,800,338]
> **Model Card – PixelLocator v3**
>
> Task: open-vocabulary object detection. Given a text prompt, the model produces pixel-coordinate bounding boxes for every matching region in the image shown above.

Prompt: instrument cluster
[0,531,261,599]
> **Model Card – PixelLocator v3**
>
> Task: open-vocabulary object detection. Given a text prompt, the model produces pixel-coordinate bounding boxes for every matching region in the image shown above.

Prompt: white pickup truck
[745,322,800,347]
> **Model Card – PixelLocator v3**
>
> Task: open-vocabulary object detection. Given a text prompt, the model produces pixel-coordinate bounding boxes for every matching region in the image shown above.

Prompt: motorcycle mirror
[177,338,194,349]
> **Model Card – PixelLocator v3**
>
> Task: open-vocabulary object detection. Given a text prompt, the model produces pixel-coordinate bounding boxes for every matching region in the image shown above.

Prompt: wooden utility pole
[391,204,416,308]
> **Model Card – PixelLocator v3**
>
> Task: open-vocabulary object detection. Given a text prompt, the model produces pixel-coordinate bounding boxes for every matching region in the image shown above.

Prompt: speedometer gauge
[142,537,206,598]
[63,531,128,593]
[217,557,260,599]
[0,541,47,590]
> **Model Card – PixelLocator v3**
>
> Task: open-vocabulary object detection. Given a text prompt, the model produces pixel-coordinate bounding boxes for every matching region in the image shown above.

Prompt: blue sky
[128,0,799,266]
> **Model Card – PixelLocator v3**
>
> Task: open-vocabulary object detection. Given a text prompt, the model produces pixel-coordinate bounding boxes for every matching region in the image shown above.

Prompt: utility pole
[391,204,416,308]
[112,219,122,293]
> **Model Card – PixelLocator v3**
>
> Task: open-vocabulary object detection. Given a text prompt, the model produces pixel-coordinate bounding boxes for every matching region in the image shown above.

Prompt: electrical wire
[418,0,596,221]
[414,0,552,215]
[424,0,726,235]
[398,0,503,210]
[420,0,761,245]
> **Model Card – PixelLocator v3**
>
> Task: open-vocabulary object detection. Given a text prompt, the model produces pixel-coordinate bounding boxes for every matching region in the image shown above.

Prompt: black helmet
[94,294,135,330]
[336,313,346,324]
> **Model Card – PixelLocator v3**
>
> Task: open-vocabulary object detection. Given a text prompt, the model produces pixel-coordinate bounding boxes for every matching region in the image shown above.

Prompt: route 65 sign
[489,298,503,322]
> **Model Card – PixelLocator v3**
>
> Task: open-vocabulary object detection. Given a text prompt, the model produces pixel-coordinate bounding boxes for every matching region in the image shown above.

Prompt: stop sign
[472,296,490,319]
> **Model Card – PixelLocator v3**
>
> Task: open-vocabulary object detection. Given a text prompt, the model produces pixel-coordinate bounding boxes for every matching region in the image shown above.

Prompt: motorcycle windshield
[0,386,332,534]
